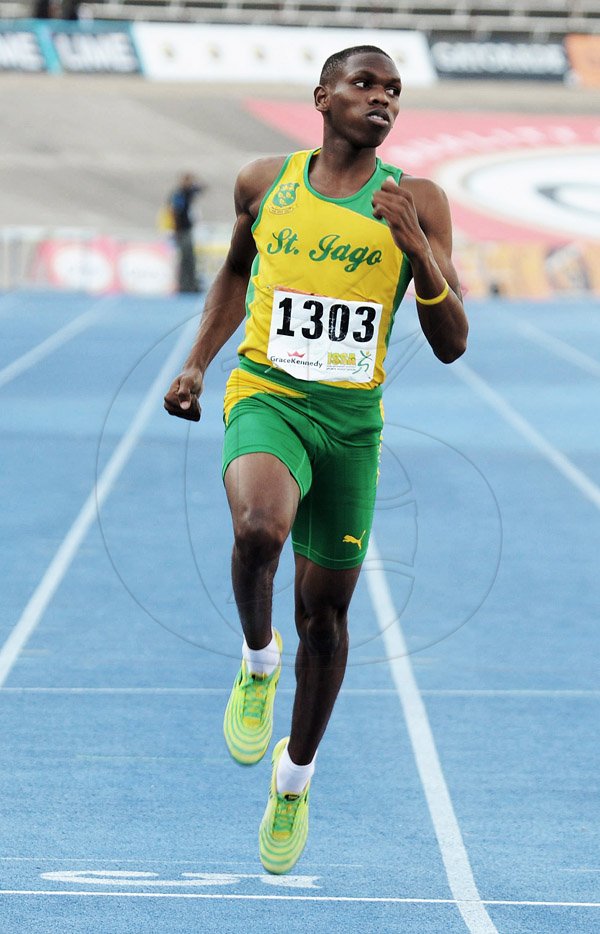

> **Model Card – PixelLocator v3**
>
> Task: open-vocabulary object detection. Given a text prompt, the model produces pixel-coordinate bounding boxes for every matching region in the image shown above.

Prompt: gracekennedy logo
[269,354,323,369]
[266,227,382,272]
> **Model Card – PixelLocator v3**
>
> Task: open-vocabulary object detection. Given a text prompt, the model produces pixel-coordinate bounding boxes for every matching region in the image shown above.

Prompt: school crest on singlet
[270,182,300,212]
[237,149,413,390]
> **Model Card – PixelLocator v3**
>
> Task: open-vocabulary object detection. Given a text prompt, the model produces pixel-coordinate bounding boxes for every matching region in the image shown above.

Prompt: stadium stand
[5,0,600,41]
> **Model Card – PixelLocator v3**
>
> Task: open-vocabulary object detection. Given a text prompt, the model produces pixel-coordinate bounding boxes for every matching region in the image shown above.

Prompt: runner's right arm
[163,157,284,421]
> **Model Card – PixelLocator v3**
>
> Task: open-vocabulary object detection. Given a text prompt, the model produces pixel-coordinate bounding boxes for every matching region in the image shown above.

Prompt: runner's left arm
[372,176,468,363]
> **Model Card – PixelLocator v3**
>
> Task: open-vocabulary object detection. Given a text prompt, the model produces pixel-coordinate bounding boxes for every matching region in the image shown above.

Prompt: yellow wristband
[415,280,450,305]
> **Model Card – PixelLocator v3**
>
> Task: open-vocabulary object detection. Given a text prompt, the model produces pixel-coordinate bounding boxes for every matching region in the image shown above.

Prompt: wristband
[415,280,449,306]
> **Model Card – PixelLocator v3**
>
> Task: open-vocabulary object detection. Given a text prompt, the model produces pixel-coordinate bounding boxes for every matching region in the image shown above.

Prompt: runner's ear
[314,85,329,112]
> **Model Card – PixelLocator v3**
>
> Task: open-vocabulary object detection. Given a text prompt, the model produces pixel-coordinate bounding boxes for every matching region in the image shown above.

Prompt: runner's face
[323,53,402,146]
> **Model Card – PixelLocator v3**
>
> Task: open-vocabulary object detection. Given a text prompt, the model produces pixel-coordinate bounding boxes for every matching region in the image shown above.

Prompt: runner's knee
[298,609,348,659]
[233,509,288,566]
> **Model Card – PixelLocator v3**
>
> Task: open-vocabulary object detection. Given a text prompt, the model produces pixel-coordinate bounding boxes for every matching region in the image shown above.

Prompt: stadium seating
[5,0,600,40]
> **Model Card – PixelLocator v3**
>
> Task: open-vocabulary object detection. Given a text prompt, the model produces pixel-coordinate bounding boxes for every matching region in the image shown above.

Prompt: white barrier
[132,24,437,87]
[0,225,233,294]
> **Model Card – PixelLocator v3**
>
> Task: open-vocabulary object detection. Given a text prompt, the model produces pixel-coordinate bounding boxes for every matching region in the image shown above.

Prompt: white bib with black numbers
[267,289,382,383]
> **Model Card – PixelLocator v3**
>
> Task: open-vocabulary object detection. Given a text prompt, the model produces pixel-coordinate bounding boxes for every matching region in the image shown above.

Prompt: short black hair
[319,46,394,86]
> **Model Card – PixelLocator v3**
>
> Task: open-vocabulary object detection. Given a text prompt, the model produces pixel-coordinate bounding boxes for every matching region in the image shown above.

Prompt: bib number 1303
[267,289,382,383]
[276,295,377,344]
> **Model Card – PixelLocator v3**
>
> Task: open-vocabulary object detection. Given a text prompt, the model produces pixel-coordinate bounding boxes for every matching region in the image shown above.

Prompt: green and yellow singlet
[236,149,412,392]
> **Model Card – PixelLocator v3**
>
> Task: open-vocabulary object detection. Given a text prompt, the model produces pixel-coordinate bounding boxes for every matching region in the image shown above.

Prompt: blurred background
[1,0,598,297]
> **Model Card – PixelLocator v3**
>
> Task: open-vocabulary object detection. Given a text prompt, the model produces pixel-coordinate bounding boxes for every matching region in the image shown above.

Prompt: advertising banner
[0,21,47,72]
[566,34,600,87]
[133,23,437,87]
[30,236,175,294]
[0,19,141,74]
[429,39,569,81]
[48,21,141,75]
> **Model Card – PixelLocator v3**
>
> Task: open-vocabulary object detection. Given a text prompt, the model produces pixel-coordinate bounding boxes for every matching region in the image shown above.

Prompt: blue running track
[0,289,598,934]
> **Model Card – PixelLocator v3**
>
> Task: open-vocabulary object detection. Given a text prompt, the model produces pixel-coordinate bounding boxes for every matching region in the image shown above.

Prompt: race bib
[267,289,382,383]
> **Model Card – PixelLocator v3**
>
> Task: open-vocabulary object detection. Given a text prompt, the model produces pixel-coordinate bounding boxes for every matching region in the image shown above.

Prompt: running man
[164,46,468,874]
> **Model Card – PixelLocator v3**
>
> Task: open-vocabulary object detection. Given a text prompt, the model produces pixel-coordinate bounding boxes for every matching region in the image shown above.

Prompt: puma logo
[342,530,366,549]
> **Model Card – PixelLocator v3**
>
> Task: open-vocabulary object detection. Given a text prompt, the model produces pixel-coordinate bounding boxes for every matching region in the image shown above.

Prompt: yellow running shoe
[259,736,310,875]
[223,629,282,766]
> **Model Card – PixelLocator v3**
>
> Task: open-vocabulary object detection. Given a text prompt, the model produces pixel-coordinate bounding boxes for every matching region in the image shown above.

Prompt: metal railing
[3,0,599,39]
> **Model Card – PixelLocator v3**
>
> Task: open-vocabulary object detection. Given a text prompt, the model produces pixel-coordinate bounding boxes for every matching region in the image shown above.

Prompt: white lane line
[365,536,498,934]
[511,318,600,379]
[0,858,363,868]
[0,301,108,390]
[0,319,197,688]
[0,891,598,907]
[454,361,600,511]
[0,890,460,902]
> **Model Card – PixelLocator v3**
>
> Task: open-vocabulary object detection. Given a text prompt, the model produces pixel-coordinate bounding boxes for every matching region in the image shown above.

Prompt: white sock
[276,742,317,795]
[242,632,280,677]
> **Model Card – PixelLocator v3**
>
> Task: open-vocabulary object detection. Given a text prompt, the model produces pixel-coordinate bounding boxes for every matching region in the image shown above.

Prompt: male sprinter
[164,46,468,873]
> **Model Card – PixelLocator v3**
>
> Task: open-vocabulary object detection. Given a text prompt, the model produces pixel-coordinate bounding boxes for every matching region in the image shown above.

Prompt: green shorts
[222,359,384,569]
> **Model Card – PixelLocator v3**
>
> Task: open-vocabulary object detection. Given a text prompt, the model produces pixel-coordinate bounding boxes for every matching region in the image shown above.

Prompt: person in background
[33,0,80,16]
[170,172,204,294]
[62,0,81,18]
